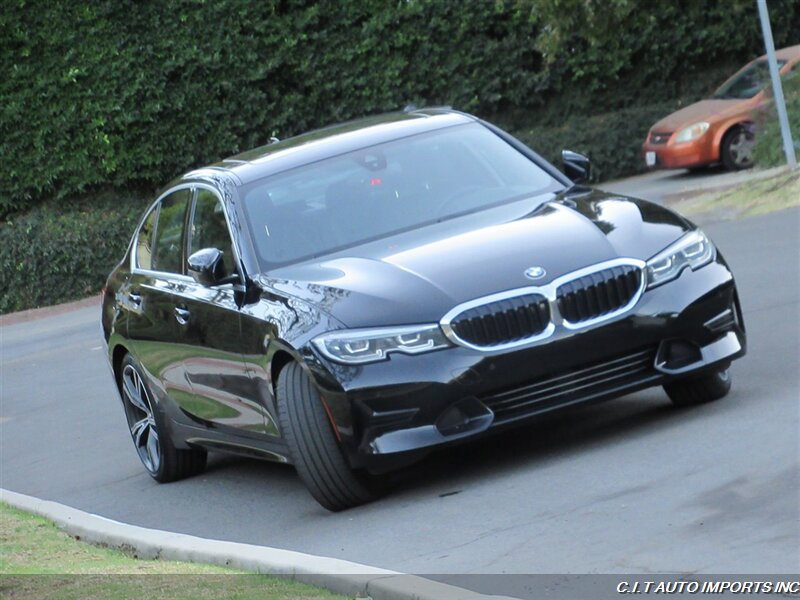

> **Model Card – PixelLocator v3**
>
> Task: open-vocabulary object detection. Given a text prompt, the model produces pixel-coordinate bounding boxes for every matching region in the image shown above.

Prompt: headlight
[646,230,715,289]
[674,121,710,143]
[313,324,450,365]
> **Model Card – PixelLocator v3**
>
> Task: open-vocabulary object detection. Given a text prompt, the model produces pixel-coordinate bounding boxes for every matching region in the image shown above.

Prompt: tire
[663,367,732,407]
[119,354,207,482]
[721,126,755,170]
[276,362,383,511]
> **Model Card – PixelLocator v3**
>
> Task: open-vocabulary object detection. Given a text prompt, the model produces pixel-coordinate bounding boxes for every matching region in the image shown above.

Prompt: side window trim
[186,188,199,264]
[132,182,244,288]
[179,187,197,275]
[131,184,195,282]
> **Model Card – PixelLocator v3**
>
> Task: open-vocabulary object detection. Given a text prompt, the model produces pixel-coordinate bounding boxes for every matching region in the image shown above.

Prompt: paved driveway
[598,166,786,204]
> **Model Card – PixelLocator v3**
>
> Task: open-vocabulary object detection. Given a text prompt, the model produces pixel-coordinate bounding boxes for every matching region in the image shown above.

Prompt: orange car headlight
[674,121,710,143]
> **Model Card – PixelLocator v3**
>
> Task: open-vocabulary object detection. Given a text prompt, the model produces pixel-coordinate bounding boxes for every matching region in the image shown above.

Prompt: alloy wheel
[121,364,161,474]
[728,130,754,168]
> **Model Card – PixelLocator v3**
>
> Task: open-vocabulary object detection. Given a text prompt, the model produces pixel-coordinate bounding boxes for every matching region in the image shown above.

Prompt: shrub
[2,0,798,215]
[753,72,800,168]
[0,190,149,314]
[515,102,683,182]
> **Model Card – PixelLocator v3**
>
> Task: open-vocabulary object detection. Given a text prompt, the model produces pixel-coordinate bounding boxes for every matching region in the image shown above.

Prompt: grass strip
[665,170,800,223]
[0,502,348,599]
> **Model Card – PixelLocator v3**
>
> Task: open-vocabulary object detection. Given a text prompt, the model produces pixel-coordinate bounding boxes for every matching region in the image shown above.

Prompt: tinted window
[713,59,787,99]
[189,189,235,277]
[152,189,190,274]
[240,123,556,268]
[136,207,157,270]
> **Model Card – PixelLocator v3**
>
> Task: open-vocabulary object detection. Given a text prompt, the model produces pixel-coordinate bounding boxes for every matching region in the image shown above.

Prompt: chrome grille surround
[448,293,552,348]
[441,291,556,352]
[557,263,644,329]
[440,258,646,352]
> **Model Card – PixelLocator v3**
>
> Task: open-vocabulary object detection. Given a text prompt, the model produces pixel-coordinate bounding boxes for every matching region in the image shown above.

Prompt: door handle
[128,292,142,307]
[174,306,190,325]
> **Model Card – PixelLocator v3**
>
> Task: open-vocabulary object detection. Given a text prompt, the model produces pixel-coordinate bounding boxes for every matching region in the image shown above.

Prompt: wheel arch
[715,119,756,169]
[111,342,131,390]
[268,345,347,437]
[270,349,295,396]
[713,120,753,155]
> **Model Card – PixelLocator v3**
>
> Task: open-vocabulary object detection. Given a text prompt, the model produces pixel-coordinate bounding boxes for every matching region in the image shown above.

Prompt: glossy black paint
[561,150,592,183]
[102,109,746,473]
[264,189,694,328]
[187,248,227,286]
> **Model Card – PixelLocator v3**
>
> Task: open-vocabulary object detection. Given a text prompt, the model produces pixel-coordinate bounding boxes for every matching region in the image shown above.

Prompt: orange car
[643,44,800,171]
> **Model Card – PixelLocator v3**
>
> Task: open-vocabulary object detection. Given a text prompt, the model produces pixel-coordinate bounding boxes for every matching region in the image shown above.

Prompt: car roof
[183,109,476,186]
[760,44,800,63]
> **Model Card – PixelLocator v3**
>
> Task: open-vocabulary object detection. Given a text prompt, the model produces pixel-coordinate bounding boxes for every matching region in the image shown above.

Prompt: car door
[170,186,272,436]
[125,187,197,409]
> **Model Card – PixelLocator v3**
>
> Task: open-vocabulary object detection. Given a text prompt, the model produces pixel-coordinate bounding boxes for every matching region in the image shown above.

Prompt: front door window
[152,189,191,274]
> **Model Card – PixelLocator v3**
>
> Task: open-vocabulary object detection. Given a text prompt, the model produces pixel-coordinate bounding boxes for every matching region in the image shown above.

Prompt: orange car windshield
[713,59,787,100]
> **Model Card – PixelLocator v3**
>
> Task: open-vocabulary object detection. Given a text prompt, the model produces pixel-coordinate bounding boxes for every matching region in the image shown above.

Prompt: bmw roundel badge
[524,266,546,280]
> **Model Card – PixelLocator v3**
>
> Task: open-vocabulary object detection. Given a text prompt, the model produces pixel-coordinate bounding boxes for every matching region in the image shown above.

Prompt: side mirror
[562,150,592,184]
[187,248,228,286]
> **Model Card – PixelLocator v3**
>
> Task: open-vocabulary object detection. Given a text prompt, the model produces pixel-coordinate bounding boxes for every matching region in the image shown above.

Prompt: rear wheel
[663,367,731,407]
[721,126,754,170]
[120,354,207,482]
[276,362,383,511]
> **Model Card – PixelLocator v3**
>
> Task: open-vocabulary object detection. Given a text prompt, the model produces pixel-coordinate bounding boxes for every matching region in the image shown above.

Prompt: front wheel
[276,362,383,511]
[120,354,207,482]
[721,126,754,170]
[663,367,732,407]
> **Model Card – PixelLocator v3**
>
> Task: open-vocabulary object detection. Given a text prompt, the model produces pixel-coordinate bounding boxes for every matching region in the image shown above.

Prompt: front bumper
[642,136,719,170]
[308,257,745,469]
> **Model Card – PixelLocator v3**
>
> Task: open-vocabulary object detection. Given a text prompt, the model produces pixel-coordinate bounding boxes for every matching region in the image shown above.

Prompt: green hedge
[0,191,148,314]
[753,72,800,168]
[2,0,800,313]
[0,1,545,215]
[2,0,799,215]
[516,101,686,182]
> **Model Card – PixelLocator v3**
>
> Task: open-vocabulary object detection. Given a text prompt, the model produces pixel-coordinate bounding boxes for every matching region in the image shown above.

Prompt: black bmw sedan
[101,109,746,511]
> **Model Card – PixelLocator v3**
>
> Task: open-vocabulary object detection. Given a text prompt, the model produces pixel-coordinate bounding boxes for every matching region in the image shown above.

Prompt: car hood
[650,98,747,132]
[264,189,692,328]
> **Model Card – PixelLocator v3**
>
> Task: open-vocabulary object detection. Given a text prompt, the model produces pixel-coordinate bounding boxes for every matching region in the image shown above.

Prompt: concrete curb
[1,489,519,600]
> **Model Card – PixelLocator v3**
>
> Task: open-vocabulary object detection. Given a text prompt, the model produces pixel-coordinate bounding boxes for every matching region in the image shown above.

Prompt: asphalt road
[2,207,798,597]
[598,165,786,204]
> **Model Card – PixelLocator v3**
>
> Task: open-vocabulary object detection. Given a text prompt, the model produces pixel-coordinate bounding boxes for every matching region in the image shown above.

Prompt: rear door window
[135,207,157,270]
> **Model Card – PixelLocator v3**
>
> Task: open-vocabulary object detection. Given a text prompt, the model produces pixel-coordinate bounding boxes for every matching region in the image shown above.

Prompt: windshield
[713,59,786,99]
[240,123,558,269]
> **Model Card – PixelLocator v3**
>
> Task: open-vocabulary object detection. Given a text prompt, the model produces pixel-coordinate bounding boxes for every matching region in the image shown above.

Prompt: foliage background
[753,71,800,167]
[1,0,799,312]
